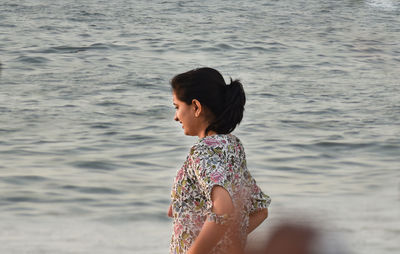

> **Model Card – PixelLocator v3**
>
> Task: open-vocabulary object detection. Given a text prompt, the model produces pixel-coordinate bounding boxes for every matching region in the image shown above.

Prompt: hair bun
[225,79,246,108]
[212,78,246,133]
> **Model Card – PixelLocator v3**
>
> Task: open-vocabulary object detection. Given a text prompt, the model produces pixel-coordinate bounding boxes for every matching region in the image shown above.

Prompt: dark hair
[171,67,246,135]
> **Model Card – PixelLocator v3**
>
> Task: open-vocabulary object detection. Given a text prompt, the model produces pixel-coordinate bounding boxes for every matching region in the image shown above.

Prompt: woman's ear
[192,99,202,117]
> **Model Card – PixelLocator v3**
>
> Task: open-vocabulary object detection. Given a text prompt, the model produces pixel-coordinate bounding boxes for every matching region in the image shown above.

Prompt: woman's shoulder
[190,134,243,155]
[198,134,236,146]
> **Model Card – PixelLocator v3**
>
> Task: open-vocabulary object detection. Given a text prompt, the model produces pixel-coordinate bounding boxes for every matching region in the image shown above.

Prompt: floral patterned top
[170,134,271,254]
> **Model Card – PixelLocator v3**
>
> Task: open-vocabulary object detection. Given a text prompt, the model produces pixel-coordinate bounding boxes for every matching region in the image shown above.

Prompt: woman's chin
[183,130,196,137]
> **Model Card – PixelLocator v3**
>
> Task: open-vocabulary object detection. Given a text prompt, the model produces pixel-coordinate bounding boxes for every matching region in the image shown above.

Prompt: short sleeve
[189,144,233,224]
[249,177,271,213]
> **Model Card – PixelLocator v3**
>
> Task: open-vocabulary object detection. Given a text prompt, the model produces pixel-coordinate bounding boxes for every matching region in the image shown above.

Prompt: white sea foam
[366,0,398,10]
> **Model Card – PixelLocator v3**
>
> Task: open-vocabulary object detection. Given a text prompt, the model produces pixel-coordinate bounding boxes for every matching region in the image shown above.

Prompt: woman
[168,67,271,254]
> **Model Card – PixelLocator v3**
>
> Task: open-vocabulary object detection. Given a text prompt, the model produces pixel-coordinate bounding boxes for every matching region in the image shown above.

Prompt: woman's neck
[198,130,217,139]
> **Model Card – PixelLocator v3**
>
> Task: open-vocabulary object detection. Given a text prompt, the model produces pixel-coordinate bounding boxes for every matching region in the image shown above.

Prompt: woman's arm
[187,218,228,254]
[187,186,234,254]
[247,208,268,234]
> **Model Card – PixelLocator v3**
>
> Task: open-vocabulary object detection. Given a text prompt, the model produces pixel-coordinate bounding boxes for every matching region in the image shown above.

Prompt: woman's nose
[174,113,179,122]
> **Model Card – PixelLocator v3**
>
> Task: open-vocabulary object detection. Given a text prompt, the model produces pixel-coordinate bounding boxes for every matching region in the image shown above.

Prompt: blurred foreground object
[246,222,347,254]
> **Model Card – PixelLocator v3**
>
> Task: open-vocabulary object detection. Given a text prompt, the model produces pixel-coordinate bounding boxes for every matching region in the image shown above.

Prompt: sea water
[0,0,399,253]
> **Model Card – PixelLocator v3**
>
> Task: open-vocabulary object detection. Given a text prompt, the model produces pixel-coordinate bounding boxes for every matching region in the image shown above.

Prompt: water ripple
[62,185,122,195]
[71,160,120,171]
[0,175,49,185]
[15,55,50,64]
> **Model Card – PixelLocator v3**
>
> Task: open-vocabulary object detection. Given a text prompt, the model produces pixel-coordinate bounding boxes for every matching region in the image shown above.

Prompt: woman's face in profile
[172,91,199,137]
